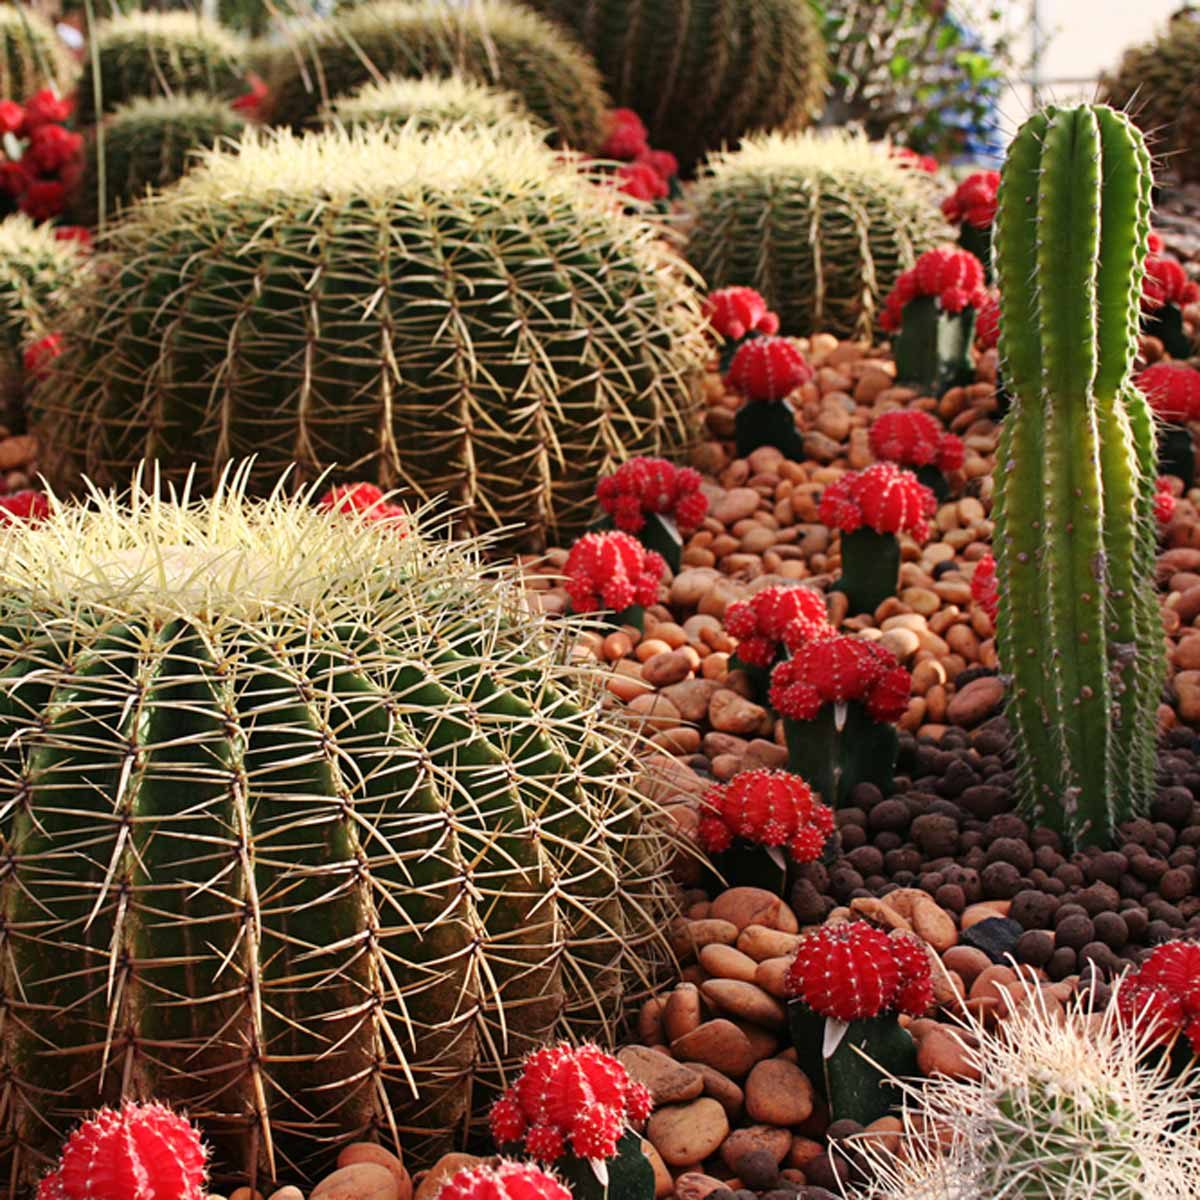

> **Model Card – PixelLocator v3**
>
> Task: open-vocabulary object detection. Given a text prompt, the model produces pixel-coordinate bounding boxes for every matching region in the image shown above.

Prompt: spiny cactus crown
[563,531,665,615]
[870,409,965,473]
[704,287,780,342]
[697,768,834,862]
[0,214,85,358]
[818,462,936,540]
[724,584,831,668]
[1137,362,1200,423]
[770,632,911,723]
[595,458,708,535]
[725,337,813,402]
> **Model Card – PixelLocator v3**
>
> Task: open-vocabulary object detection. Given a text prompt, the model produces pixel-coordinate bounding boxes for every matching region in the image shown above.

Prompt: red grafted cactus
[705,287,780,342]
[818,463,936,541]
[489,1043,653,1165]
[1137,362,1200,423]
[785,922,932,1021]
[869,409,964,474]
[595,457,708,534]
[725,336,812,401]
[0,489,50,524]
[616,160,668,201]
[1155,478,1178,526]
[697,768,835,861]
[1117,941,1200,1054]
[879,245,989,333]
[941,170,1000,229]
[1142,251,1200,312]
[22,331,63,379]
[318,482,408,530]
[40,1102,208,1200]
[563,531,665,614]
[436,1160,572,1200]
[975,292,1000,351]
[600,107,649,159]
[769,631,911,724]
[890,146,939,174]
[723,584,831,668]
[971,553,998,623]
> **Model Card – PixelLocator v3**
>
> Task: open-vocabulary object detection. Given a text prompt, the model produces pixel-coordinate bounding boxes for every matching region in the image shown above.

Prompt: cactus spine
[992,104,1162,846]
[0,6,72,102]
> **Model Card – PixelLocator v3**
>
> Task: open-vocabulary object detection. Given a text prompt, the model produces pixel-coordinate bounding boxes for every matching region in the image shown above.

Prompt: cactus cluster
[725,584,831,670]
[869,410,964,475]
[262,0,610,149]
[0,472,677,1186]
[0,7,71,104]
[519,0,827,169]
[36,123,707,547]
[697,769,834,864]
[73,94,247,226]
[688,132,950,339]
[991,104,1163,846]
[563,530,665,618]
[595,458,708,536]
[324,73,539,134]
[75,12,248,124]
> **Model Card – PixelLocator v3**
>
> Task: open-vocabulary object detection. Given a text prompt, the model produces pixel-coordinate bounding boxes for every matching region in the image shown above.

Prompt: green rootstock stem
[1159,425,1196,488]
[783,702,899,810]
[893,295,976,397]
[835,527,901,617]
[1143,303,1195,360]
[959,221,992,280]
[735,398,804,460]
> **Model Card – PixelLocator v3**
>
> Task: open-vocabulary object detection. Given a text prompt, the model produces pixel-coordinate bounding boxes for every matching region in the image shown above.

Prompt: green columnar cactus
[35,124,707,549]
[520,0,826,170]
[686,132,950,339]
[261,0,610,149]
[72,95,247,225]
[992,104,1163,847]
[75,11,247,124]
[0,6,72,101]
[0,472,677,1189]
[324,73,540,134]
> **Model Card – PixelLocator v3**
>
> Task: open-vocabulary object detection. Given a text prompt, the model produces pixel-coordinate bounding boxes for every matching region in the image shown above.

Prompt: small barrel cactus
[0,7,72,103]
[991,104,1164,846]
[74,11,248,124]
[0,472,677,1186]
[520,0,826,169]
[942,169,1000,272]
[1137,362,1200,486]
[436,1161,572,1200]
[36,123,707,548]
[38,1103,208,1200]
[325,72,540,134]
[563,529,666,629]
[262,0,610,150]
[1141,240,1199,358]
[687,131,950,339]
[725,336,813,459]
[73,94,247,226]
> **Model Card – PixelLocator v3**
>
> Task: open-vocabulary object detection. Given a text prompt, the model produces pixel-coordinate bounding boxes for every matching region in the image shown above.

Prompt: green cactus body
[37,124,706,550]
[520,0,826,169]
[0,478,676,1191]
[73,94,247,226]
[325,73,541,134]
[0,6,72,101]
[75,11,247,124]
[992,104,1162,845]
[261,0,610,150]
[893,296,976,398]
[687,132,950,339]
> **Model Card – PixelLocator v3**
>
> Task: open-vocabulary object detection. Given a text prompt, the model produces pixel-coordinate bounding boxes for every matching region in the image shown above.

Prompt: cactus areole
[991,105,1163,846]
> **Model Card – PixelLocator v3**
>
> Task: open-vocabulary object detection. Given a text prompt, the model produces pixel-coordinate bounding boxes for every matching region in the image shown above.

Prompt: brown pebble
[671,1018,758,1077]
[917,1027,981,1082]
[710,888,800,933]
[744,1058,815,1126]
[737,925,801,962]
[337,1144,409,1200]
[663,983,704,1042]
[647,1097,730,1167]
[699,943,760,982]
[719,1125,792,1170]
[310,1164,396,1200]
[701,979,786,1030]
[618,1045,705,1105]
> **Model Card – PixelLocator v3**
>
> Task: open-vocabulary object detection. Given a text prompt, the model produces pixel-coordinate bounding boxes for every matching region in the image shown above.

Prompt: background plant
[0,7,73,107]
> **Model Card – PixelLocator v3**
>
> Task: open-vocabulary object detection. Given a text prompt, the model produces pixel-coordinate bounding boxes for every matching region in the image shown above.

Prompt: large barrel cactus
[37,124,706,548]
[261,0,609,150]
[686,131,949,338]
[0,6,72,102]
[75,11,247,123]
[521,0,826,169]
[72,94,248,226]
[0,470,677,1191]
[992,104,1163,847]
[325,73,541,134]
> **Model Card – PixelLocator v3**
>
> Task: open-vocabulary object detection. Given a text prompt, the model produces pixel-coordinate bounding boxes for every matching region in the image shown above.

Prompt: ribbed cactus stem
[992,104,1161,845]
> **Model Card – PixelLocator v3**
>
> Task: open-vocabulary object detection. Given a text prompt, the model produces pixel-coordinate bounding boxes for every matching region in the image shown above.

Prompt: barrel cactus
[520,0,826,169]
[75,11,247,124]
[1101,9,1200,184]
[686,131,949,339]
[0,470,677,1189]
[261,0,609,149]
[324,73,539,134]
[73,94,247,226]
[0,6,72,102]
[36,124,707,547]
[992,104,1163,847]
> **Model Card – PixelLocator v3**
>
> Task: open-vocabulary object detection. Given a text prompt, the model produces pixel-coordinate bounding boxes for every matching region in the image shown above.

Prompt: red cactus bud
[697,769,834,861]
[1137,362,1200,423]
[705,287,780,341]
[563,531,665,614]
[724,585,830,668]
[0,490,50,524]
[1114,941,1200,1055]
[55,1102,208,1200]
[436,1160,572,1200]
[868,409,965,475]
[1142,252,1200,311]
[22,332,63,379]
[785,922,903,1021]
[318,482,407,530]
[54,225,92,250]
[1117,980,1187,1047]
[880,246,988,333]
[616,160,668,201]
[1155,478,1178,526]
[769,632,910,724]
[600,108,649,160]
[971,553,998,624]
[818,463,936,540]
[890,146,939,174]
[941,170,1000,229]
[489,1043,648,1166]
[889,932,935,1017]
[595,457,707,534]
[35,1175,65,1200]
[725,337,812,402]
[638,148,679,182]
[975,292,1000,351]
[1134,942,1200,1011]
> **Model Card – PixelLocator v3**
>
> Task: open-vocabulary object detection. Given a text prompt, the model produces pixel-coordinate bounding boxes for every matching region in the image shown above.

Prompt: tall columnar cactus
[324,73,540,134]
[520,0,826,170]
[260,0,610,150]
[991,104,1163,847]
[72,95,247,226]
[75,12,247,124]
[36,124,707,548]
[686,132,950,339]
[0,471,677,1191]
[0,6,72,102]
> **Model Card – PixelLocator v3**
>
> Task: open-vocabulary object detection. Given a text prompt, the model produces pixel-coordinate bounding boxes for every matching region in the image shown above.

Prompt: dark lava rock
[1055,914,1095,950]
[961,916,1024,962]
[1016,928,1055,967]
[1093,911,1129,949]
[1010,889,1058,930]
[737,1150,780,1190]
